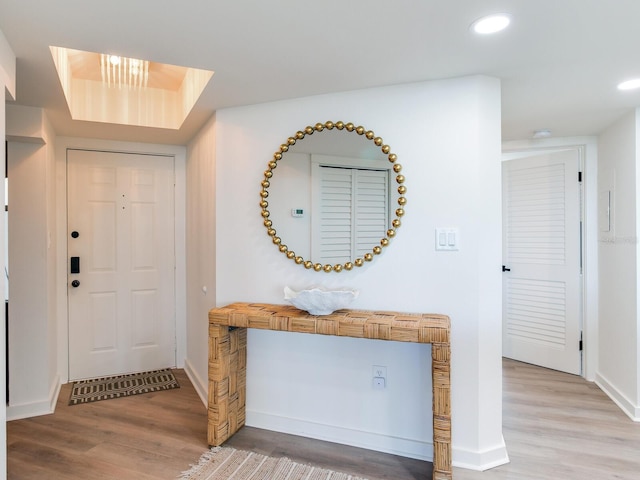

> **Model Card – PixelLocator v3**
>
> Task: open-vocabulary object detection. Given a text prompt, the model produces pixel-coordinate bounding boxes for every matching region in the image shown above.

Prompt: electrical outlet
[372,365,387,389]
[373,377,386,389]
[372,365,387,379]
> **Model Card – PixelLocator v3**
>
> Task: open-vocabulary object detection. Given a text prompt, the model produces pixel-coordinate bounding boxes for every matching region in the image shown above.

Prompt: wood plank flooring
[7,360,640,479]
[7,369,209,479]
[452,359,640,480]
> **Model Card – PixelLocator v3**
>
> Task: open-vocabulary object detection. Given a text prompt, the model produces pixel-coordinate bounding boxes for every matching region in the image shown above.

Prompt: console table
[208,302,452,480]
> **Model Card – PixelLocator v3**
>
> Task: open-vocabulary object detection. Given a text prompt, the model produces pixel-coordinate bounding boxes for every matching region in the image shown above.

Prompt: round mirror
[260,121,406,272]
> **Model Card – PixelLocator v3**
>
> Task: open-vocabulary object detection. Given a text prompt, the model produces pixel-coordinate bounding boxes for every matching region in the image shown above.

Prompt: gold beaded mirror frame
[260,121,406,273]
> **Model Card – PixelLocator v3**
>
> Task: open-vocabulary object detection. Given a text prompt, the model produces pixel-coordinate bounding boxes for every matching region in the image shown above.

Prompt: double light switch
[435,228,459,251]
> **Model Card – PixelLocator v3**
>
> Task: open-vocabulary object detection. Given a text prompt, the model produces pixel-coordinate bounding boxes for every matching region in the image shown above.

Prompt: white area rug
[179,446,369,480]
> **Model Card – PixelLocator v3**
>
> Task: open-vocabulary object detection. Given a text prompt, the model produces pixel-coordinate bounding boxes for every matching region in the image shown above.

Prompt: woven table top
[209,302,450,344]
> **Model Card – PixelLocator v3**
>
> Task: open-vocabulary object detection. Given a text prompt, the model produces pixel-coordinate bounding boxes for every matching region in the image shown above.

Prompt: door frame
[55,138,187,385]
[502,147,583,375]
[502,137,598,381]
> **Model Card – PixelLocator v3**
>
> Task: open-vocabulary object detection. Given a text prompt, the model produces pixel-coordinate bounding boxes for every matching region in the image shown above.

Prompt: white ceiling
[2,0,640,145]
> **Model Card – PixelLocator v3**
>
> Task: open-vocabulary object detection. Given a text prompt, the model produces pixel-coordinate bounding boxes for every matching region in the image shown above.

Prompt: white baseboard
[247,410,510,471]
[247,410,433,461]
[183,357,207,408]
[7,374,61,421]
[595,372,640,421]
[453,436,510,471]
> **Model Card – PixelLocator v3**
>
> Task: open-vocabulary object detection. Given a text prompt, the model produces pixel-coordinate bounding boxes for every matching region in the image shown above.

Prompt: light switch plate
[435,228,459,251]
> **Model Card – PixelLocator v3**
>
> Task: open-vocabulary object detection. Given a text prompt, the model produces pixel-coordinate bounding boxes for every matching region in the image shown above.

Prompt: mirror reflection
[260,121,406,272]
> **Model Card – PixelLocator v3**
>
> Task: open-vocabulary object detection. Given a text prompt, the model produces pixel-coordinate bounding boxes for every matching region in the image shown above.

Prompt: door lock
[70,257,80,274]
[502,265,511,272]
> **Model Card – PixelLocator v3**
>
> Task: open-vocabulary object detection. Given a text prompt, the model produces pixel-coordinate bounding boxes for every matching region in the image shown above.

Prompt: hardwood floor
[453,359,640,480]
[7,360,640,479]
[7,369,209,479]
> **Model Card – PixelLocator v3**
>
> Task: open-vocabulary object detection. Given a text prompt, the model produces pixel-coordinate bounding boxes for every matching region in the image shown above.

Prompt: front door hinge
[579,332,583,351]
[578,171,583,182]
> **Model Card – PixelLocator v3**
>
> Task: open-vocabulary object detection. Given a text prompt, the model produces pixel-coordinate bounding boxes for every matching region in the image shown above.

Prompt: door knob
[71,280,80,288]
[502,265,511,272]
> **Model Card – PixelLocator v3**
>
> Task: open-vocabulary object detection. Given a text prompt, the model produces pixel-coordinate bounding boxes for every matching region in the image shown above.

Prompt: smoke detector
[532,129,552,139]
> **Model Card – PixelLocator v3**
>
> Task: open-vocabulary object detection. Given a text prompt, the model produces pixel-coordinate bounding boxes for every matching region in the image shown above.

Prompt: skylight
[49,46,214,129]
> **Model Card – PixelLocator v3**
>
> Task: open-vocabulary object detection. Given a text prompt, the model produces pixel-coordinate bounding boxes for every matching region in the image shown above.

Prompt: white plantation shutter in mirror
[354,169,388,257]
[312,163,389,263]
[316,167,353,263]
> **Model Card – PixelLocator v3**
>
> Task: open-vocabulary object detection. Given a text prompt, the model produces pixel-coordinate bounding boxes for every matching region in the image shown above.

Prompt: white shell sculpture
[283,286,359,315]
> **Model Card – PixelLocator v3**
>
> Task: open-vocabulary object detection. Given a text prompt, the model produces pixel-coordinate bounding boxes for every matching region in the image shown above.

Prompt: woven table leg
[432,343,452,479]
[208,325,247,446]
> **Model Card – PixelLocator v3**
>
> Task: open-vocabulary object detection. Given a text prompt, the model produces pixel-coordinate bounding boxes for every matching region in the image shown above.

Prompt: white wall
[6,106,59,420]
[187,76,508,470]
[596,110,640,420]
[185,113,217,403]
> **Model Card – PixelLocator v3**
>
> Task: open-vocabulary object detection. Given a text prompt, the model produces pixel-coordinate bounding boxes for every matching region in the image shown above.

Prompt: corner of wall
[182,357,207,407]
[6,374,61,421]
[453,437,510,471]
[6,104,47,144]
[597,114,639,415]
[185,112,217,399]
[595,372,640,421]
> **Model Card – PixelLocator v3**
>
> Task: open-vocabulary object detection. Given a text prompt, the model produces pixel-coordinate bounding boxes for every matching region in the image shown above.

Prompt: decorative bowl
[283,286,359,315]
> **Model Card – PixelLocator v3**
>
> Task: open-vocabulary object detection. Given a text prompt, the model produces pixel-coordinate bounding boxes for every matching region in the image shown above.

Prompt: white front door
[67,149,176,380]
[502,148,582,375]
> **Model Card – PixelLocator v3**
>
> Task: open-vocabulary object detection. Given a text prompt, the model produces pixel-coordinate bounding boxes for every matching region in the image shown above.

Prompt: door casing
[502,147,583,375]
[502,142,593,378]
[55,139,188,386]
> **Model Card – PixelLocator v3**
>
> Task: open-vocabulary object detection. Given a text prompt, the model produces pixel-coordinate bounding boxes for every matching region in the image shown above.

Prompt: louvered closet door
[502,149,582,375]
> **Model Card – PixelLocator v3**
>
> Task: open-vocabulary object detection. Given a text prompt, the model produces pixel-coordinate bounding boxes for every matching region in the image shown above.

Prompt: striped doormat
[68,368,180,405]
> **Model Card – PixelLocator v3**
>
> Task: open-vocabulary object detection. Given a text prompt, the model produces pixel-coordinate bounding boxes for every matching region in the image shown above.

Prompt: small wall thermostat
[291,208,304,217]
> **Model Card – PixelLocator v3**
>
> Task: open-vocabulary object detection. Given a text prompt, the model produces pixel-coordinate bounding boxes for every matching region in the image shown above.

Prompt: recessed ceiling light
[471,14,511,34]
[617,78,640,91]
